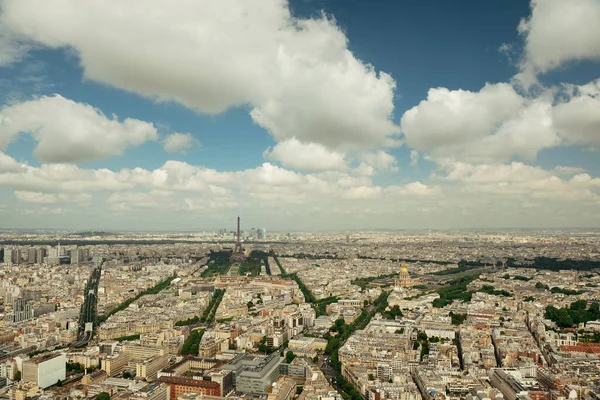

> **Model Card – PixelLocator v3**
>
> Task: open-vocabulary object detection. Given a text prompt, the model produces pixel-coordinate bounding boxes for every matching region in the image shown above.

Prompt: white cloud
[14,190,91,204]
[0,0,398,151]
[386,182,442,197]
[14,190,56,204]
[554,166,586,175]
[0,95,158,162]
[443,162,549,183]
[517,0,600,82]
[0,151,24,173]
[439,161,600,204]
[353,162,375,177]
[184,198,238,211]
[0,149,599,228]
[553,79,600,145]
[359,150,398,172]
[400,83,561,163]
[400,79,600,164]
[263,138,348,172]
[162,132,198,153]
[107,192,165,211]
[342,185,382,200]
[240,163,301,186]
[401,84,523,153]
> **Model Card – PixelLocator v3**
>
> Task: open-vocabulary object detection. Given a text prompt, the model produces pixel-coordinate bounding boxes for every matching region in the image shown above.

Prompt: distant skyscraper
[3,248,19,265]
[27,248,37,264]
[71,248,80,264]
[70,247,90,264]
[81,248,90,262]
[12,298,33,322]
[3,248,11,264]
[37,248,47,264]
[47,246,61,265]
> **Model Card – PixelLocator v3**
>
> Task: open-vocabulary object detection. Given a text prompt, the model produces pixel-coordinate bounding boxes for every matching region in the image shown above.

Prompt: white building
[22,353,66,389]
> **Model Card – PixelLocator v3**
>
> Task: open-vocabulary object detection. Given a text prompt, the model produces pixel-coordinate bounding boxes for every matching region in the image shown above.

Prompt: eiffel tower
[231,215,246,262]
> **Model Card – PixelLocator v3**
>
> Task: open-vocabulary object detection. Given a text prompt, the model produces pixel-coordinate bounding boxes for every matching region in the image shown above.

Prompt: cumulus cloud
[264,138,348,172]
[184,198,239,212]
[359,150,398,172]
[107,192,166,211]
[342,185,382,200]
[400,83,560,163]
[401,78,600,164]
[15,190,91,204]
[517,0,600,83]
[0,150,24,173]
[0,0,399,151]
[554,166,586,175]
[440,161,600,203]
[162,132,198,153]
[553,79,600,145]
[0,148,599,227]
[386,182,442,197]
[0,95,158,162]
[352,163,375,177]
[14,191,56,204]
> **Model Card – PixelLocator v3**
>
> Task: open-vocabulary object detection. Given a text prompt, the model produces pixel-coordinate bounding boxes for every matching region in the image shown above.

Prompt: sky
[0,0,599,231]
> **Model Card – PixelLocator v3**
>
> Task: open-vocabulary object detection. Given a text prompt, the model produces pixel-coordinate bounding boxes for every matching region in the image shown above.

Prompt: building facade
[22,353,66,389]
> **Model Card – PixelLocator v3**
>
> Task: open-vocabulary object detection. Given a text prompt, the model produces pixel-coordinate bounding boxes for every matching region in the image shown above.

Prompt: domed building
[394,262,418,289]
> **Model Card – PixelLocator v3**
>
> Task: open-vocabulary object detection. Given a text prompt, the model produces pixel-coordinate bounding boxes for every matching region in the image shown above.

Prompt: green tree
[181,329,205,356]
[383,305,403,319]
[285,351,296,364]
[97,392,111,400]
[571,300,587,311]
[450,312,467,325]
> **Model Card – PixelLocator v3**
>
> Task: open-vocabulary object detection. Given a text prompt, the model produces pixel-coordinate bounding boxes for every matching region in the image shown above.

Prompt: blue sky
[0,0,599,230]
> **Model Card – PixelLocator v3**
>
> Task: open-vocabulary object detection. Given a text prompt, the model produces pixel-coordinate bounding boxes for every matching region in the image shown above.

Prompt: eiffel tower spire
[231,215,246,262]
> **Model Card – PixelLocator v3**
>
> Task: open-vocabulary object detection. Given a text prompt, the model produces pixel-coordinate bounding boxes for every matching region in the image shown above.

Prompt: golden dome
[400,262,409,274]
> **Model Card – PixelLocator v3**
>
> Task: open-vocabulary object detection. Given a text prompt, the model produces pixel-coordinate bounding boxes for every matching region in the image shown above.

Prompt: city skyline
[0,0,599,230]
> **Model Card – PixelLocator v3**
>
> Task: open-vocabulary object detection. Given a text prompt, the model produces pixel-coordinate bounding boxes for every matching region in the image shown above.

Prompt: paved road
[73,261,103,347]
